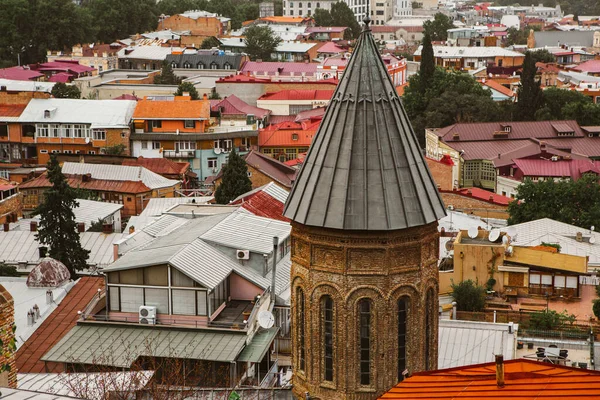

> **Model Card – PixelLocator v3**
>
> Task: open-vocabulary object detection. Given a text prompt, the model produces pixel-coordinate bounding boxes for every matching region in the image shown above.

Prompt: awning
[237,327,279,363]
[42,324,247,367]
[498,265,529,273]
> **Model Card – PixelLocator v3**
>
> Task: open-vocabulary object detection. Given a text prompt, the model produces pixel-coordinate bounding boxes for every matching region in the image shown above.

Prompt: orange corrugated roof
[16,277,105,373]
[123,157,188,176]
[133,97,210,119]
[260,16,306,23]
[19,173,152,194]
[380,359,600,399]
[259,120,320,147]
[0,104,27,118]
[480,79,515,97]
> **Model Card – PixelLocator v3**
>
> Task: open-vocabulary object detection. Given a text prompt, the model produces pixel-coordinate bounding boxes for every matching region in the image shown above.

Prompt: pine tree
[419,32,435,93]
[515,51,543,121]
[153,61,180,85]
[215,150,252,204]
[35,155,90,279]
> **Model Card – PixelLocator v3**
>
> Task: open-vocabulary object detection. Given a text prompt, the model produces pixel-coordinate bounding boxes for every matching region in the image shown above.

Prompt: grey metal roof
[139,197,213,217]
[236,327,279,362]
[232,182,289,204]
[166,53,244,70]
[61,162,180,190]
[284,22,446,230]
[534,31,594,48]
[41,324,247,367]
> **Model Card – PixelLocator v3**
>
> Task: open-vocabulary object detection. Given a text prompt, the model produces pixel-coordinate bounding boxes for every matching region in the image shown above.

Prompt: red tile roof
[573,60,600,74]
[133,97,210,120]
[258,90,334,101]
[19,174,151,194]
[437,120,584,142]
[231,190,289,222]
[16,277,105,373]
[259,120,320,147]
[379,359,600,399]
[244,150,297,188]
[514,158,600,179]
[0,67,44,81]
[113,94,140,101]
[212,95,270,119]
[36,61,95,74]
[48,72,71,83]
[479,79,515,97]
[454,187,512,206]
[294,106,326,122]
[240,61,318,76]
[217,74,272,83]
[317,42,345,54]
[370,26,400,33]
[0,104,26,118]
[305,27,347,33]
[123,157,189,176]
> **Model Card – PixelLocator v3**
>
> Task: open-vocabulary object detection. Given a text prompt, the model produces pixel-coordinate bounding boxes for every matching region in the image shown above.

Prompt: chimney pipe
[271,236,278,304]
[30,221,37,232]
[495,354,505,387]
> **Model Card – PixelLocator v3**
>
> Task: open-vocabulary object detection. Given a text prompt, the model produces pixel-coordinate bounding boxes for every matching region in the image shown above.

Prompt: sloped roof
[19,173,152,194]
[379,359,600,399]
[240,61,318,76]
[479,79,515,98]
[514,158,600,179]
[61,162,180,190]
[16,277,105,373]
[244,150,297,188]
[454,187,512,206]
[0,104,27,122]
[437,120,584,142]
[258,90,334,101]
[123,157,189,176]
[259,120,320,147]
[317,42,346,54]
[166,53,244,70]
[0,67,44,81]
[27,258,71,288]
[133,97,210,120]
[231,182,290,222]
[212,94,270,119]
[284,21,446,230]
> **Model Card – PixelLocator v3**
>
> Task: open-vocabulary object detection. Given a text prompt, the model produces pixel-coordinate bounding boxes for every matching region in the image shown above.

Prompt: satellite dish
[489,229,501,242]
[505,246,514,256]
[468,227,478,239]
[445,240,455,251]
[502,235,509,245]
[590,236,596,244]
[506,227,517,237]
[257,310,275,329]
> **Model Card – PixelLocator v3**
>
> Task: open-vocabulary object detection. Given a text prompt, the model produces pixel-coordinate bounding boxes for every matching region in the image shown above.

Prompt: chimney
[46,289,53,305]
[0,86,6,92]
[576,231,583,242]
[38,246,47,258]
[82,173,92,182]
[30,221,37,232]
[77,222,85,232]
[271,236,278,304]
[102,223,114,234]
[3,223,9,232]
[129,225,135,234]
[495,355,505,387]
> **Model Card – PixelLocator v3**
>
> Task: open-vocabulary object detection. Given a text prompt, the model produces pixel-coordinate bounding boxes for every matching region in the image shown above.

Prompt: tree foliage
[214,150,252,204]
[515,51,543,121]
[312,3,361,39]
[244,25,281,61]
[507,174,600,228]
[174,82,200,99]
[0,264,20,277]
[505,27,529,46]
[423,13,454,41]
[102,144,127,155]
[530,49,555,64]
[313,8,334,27]
[83,0,158,44]
[450,279,486,312]
[35,155,90,279]
[200,37,221,49]
[528,309,576,330]
[51,83,81,99]
[154,61,181,85]
[419,32,435,93]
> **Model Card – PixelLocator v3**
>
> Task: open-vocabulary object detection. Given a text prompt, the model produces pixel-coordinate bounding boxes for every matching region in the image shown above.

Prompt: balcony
[163,150,195,158]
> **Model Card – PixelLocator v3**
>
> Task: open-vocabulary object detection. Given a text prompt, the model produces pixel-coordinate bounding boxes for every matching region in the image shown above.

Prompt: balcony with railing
[163,149,196,158]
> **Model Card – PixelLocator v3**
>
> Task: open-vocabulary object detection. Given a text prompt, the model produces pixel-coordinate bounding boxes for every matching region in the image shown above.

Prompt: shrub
[451,279,486,312]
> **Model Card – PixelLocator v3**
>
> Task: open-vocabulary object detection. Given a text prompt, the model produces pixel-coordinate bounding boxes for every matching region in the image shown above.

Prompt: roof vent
[30,221,38,232]
[82,173,92,182]
[576,231,583,242]
[77,222,85,232]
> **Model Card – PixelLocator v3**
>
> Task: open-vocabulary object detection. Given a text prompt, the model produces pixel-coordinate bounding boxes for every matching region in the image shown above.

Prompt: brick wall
[440,192,509,219]
[425,158,452,191]
[0,194,23,225]
[160,15,223,36]
[0,285,16,388]
[0,91,50,105]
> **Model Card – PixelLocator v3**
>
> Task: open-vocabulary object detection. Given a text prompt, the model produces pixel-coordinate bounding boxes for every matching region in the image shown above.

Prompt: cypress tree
[215,149,253,204]
[35,155,90,279]
[516,51,543,121]
[419,32,435,93]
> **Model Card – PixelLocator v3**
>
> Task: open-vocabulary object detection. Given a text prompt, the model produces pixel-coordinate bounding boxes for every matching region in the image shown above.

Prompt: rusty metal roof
[19,174,152,194]
[284,21,446,230]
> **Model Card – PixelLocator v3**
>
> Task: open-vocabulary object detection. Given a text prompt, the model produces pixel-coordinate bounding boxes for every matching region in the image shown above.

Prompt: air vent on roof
[236,250,250,260]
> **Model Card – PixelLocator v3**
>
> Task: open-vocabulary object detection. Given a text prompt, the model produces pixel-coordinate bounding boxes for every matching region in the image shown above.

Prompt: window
[425,288,435,370]
[88,151,96,154]
[292,133,298,141]
[241,137,250,149]
[73,124,85,138]
[171,62,178,69]
[323,295,334,381]
[207,157,218,169]
[290,9,294,14]
[36,124,49,137]
[184,120,195,129]
[224,62,231,70]
[152,141,161,149]
[376,10,384,14]
[359,299,371,385]
[183,61,191,69]
[51,150,59,154]
[299,2,302,6]
[398,297,408,382]
[0,125,7,137]
[247,171,252,177]
[50,124,60,138]
[150,120,162,129]
[40,149,48,154]
[176,141,196,150]
[317,2,320,6]
[197,62,205,69]
[62,124,72,138]
[307,2,311,6]
[210,62,218,69]
[23,124,35,137]
[121,132,127,138]
[141,141,148,149]
[298,287,306,371]
[92,129,106,140]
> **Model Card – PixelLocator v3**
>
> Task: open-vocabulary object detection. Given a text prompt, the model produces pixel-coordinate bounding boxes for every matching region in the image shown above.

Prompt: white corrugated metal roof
[20,200,122,231]
[18,99,136,128]
[414,45,524,58]
[0,78,55,93]
[61,162,179,190]
[117,46,183,60]
[139,197,213,217]
[232,182,289,204]
[201,212,291,254]
[438,319,517,369]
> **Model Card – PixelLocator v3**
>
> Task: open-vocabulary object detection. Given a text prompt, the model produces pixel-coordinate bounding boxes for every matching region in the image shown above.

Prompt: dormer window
[503,125,511,133]
[44,110,51,119]
[183,62,191,69]
[292,133,299,141]
[171,62,178,69]
[197,62,205,69]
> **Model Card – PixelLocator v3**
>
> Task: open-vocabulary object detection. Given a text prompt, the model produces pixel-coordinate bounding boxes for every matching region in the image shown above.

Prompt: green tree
[534,87,600,125]
[0,0,31,67]
[50,83,81,99]
[313,8,334,26]
[507,174,600,228]
[529,309,576,330]
[515,51,543,121]
[330,2,361,39]
[35,155,90,279]
[419,32,435,94]
[562,101,600,126]
[594,299,600,320]
[83,0,158,44]
[102,144,127,155]
[423,12,455,41]
[505,27,529,46]
[174,82,200,100]
[530,49,555,64]
[0,264,20,277]
[450,279,486,312]
[201,36,221,49]
[214,150,252,204]
[232,3,259,29]
[244,25,281,61]
[154,61,181,85]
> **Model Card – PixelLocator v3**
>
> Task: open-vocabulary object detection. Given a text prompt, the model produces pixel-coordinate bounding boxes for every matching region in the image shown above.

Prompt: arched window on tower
[397,296,409,382]
[425,288,435,370]
[323,295,334,382]
[358,298,371,385]
[298,287,306,371]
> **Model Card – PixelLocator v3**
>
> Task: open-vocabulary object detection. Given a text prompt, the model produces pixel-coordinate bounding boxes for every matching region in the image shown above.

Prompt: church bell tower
[283,18,447,400]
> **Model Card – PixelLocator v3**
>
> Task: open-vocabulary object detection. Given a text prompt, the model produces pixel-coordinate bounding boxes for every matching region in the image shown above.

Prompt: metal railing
[163,150,196,158]
[85,313,248,330]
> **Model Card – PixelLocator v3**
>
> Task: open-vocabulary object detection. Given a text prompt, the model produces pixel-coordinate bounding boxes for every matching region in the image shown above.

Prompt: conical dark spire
[284,21,446,231]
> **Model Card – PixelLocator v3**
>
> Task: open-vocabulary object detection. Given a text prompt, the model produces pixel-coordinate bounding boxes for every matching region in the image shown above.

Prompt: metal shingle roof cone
[283,18,446,230]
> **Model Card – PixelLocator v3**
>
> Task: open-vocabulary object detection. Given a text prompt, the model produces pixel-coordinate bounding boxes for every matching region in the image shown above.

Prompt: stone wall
[440,192,509,219]
[425,158,452,191]
[0,285,16,388]
[290,222,440,400]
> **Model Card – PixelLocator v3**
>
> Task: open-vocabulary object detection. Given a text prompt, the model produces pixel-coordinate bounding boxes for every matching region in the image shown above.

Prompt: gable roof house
[165,52,245,72]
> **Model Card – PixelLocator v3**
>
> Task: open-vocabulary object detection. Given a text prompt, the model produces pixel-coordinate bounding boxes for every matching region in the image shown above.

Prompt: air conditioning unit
[236,250,250,260]
[139,305,157,324]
